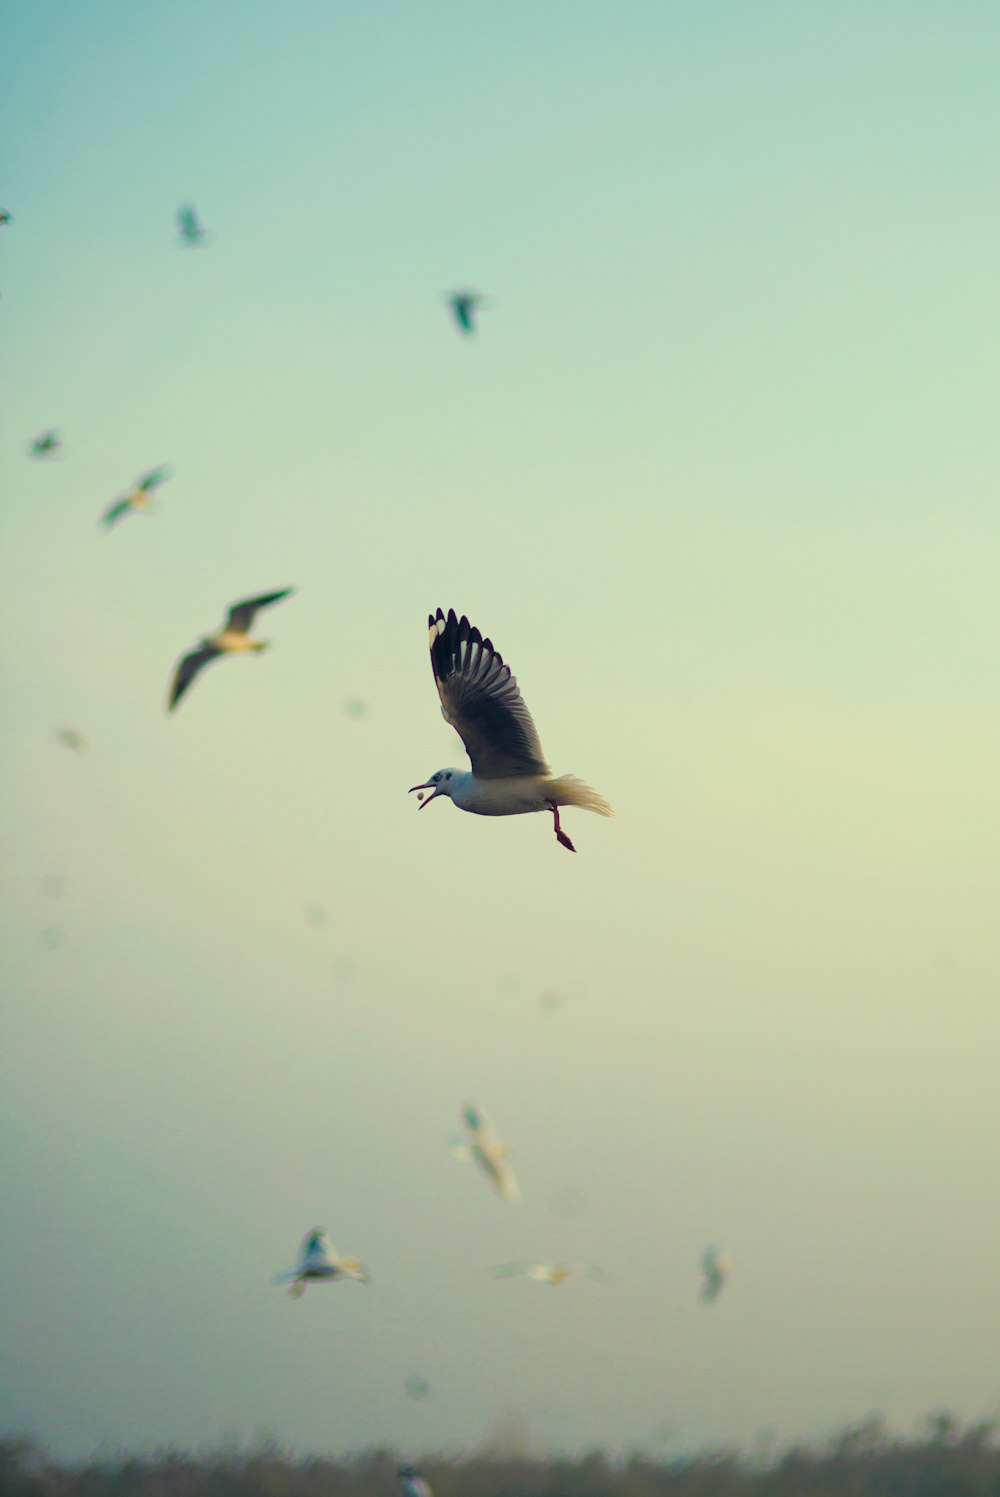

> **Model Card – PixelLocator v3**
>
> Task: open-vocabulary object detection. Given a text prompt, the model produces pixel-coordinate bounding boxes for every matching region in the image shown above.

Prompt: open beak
[408,782,442,809]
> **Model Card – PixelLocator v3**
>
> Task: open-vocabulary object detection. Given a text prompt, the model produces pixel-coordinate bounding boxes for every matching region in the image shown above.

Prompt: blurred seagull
[177,204,207,244]
[409,608,612,852]
[101,465,171,528]
[0,210,12,225]
[397,1467,432,1497]
[491,1262,608,1286]
[447,289,486,335]
[453,1104,520,1202]
[273,1228,369,1298]
[29,430,61,458]
[167,587,293,711]
[700,1245,733,1304]
[54,725,88,755]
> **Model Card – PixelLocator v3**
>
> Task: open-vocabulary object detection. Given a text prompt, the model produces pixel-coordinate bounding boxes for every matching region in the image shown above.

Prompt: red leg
[549,802,577,853]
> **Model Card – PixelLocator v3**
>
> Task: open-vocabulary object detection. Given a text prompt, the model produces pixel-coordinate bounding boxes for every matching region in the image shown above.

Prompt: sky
[3,0,1000,1466]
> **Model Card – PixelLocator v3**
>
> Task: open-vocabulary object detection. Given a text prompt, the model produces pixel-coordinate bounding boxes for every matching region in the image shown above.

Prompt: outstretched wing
[428,608,549,779]
[168,646,220,711]
[101,498,133,528]
[225,588,294,635]
[137,465,171,493]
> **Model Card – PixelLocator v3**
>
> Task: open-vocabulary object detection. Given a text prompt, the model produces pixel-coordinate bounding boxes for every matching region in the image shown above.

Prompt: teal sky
[4,0,1000,1464]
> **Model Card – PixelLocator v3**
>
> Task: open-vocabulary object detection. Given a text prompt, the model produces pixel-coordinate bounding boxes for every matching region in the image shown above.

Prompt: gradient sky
[4,0,1000,1466]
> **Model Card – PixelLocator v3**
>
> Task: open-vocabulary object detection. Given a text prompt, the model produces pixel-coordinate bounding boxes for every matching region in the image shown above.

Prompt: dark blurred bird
[54,725,88,755]
[397,1466,433,1497]
[101,465,171,528]
[700,1245,733,1304]
[29,430,61,458]
[0,211,12,225]
[273,1228,369,1298]
[167,588,294,711]
[446,290,487,335]
[176,204,207,244]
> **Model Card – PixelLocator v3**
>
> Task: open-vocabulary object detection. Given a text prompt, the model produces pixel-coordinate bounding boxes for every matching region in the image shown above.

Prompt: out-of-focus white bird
[700,1245,733,1304]
[452,1104,520,1201]
[491,1261,609,1286]
[101,465,171,528]
[409,608,612,853]
[167,587,293,711]
[397,1466,432,1497]
[273,1228,369,1298]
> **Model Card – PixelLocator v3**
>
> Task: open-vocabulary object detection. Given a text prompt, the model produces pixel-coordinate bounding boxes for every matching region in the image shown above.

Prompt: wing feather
[428,608,549,778]
[168,646,220,711]
[225,588,294,634]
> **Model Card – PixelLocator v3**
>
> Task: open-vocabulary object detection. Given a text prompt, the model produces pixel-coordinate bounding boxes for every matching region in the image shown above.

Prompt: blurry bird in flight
[452,1104,520,1202]
[273,1228,368,1298]
[29,430,61,458]
[700,1245,733,1304]
[397,1466,432,1497]
[54,725,88,755]
[0,210,12,225]
[409,608,612,852]
[491,1261,609,1286]
[446,290,487,335]
[176,204,207,245]
[167,588,293,712]
[101,465,171,529]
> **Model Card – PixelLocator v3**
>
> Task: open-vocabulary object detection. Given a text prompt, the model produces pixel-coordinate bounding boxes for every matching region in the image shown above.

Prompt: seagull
[177,204,207,245]
[397,1466,433,1497]
[700,1245,733,1304]
[453,1104,520,1201]
[101,465,171,528]
[0,210,12,225]
[491,1262,609,1286]
[409,608,612,852]
[29,430,61,458]
[167,588,293,711]
[54,725,88,755]
[273,1228,369,1298]
[446,290,486,335]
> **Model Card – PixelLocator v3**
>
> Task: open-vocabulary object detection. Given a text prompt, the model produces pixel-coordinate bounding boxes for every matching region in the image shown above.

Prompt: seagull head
[408,768,461,807]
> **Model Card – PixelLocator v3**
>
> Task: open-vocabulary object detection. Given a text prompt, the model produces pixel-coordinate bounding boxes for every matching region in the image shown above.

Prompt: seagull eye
[446,772,452,780]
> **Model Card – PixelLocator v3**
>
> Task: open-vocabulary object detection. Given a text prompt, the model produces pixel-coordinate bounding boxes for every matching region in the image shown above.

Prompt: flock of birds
[20,200,734,1465]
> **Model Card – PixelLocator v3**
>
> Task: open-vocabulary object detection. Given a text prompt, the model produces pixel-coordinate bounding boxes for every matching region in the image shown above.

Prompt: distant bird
[176,204,207,244]
[403,1375,431,1401]
[397,1466,432,1497]
[491,1262,608,1286]
[446,290,486,335]
[167,588,293,711]
[273,1228,369,1298]
[343,697,368,719]
[409,609,612,853]
[29,430,61,458]
[453,1104,520,1202]
[700,1245,733,1304]
[54,725,87,755]
[0,210,12,225]
[101,465,171,529]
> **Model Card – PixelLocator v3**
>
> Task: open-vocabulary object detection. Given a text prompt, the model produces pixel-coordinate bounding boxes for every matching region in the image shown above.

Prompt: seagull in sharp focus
[176,204,207,244]
[273,1228,369,1298]
[29,430,61,458]
[409,608,612,852]
[101,465,171,528]
[491,1261,609,1286]
[700,1245,733,1304]
[167,588,293,711]
[397,1466,432,1497]
[454,1104,520,1202]
[446,289,486,335]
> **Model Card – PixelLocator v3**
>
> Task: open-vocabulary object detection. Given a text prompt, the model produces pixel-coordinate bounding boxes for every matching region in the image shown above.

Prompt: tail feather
[548,775,613,817]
